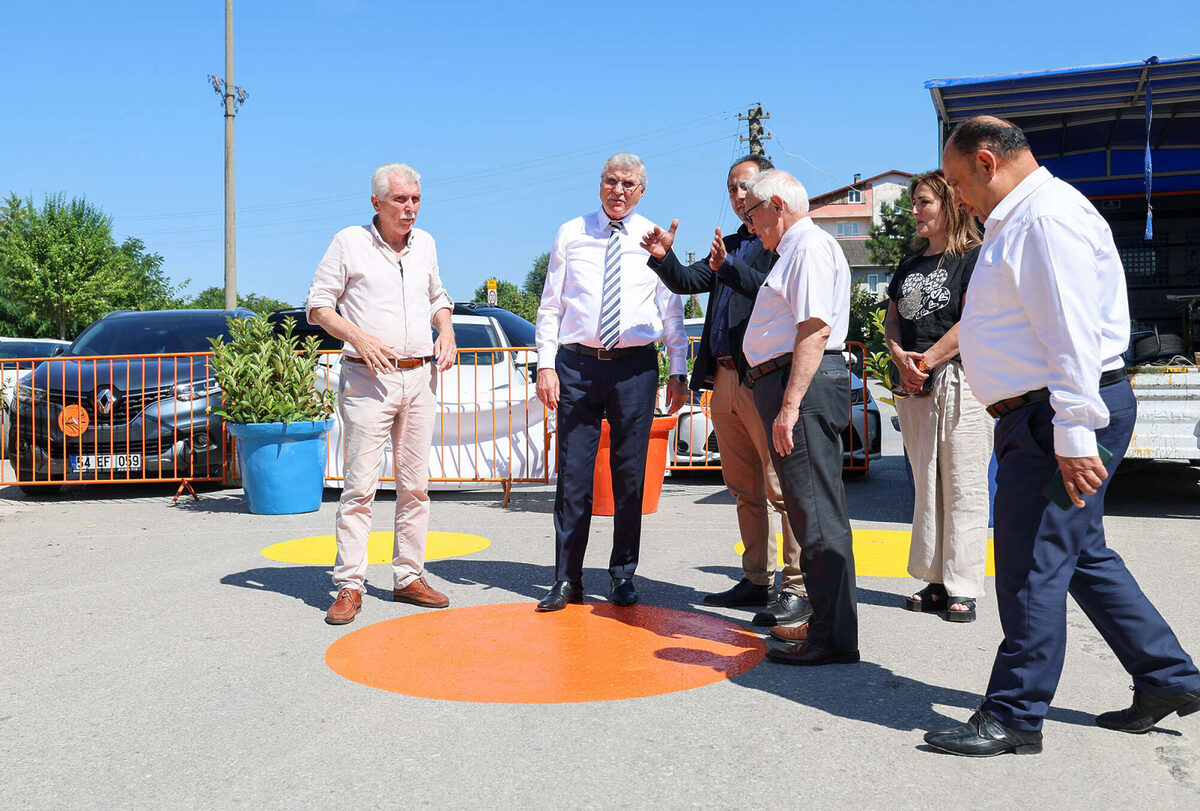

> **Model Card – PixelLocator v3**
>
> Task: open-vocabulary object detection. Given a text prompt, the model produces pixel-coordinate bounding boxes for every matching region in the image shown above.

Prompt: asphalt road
[2,408,1199,809]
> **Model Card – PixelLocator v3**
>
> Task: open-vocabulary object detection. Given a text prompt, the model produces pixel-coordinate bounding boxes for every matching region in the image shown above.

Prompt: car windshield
[0,341,63,359]
[485,309,535,347]
[69,313,238,356]
[433,322,504,366]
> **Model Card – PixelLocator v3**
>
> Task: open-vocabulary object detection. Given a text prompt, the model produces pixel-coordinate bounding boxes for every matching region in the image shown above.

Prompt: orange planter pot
[591,414,678,516]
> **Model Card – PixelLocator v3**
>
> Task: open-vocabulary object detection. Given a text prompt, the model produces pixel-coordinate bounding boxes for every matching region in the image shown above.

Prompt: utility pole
[209,1,248,311]
[739,103,771,157]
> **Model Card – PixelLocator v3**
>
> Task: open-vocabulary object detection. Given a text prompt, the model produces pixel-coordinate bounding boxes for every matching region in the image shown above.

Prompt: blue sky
[5,1,1197,310]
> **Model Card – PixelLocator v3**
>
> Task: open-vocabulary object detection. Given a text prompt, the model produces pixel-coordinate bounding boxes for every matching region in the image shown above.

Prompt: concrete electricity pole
[209,0,248,311]
[739,104,771,157]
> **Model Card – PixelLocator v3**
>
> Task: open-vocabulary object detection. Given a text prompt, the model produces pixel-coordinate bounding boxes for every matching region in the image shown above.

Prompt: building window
[847,188,863,204]
[837,222,860,237]
[866,273,879,291]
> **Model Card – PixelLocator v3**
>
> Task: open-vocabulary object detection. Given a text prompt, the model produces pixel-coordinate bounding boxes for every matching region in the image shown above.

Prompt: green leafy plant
[861,307,897,407]
[207,315,335,424]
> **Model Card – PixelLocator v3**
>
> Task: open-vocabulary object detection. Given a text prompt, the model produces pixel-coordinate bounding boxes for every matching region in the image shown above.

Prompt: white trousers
[333,361,436,593]
[895,360,992,599]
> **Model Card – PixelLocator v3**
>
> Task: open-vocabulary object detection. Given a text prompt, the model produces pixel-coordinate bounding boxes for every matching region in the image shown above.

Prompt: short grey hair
[600,152,647,187]
[371,163,421,198]
[741,169,809,216]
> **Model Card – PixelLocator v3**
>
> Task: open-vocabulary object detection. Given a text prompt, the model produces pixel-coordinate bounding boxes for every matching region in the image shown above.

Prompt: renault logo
[95,388,116,416]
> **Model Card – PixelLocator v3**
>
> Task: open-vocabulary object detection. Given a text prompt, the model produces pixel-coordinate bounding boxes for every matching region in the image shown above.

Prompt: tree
[864,189,915,269]
[0,193,179,339]
[524,251,549,300]
[186,285,290,315]
[684,295,703,319]
[471,279,530,316]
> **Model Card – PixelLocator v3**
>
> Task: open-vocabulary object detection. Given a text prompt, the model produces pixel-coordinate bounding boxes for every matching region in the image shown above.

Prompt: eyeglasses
[602,177,642,192]
[743,199,767,224]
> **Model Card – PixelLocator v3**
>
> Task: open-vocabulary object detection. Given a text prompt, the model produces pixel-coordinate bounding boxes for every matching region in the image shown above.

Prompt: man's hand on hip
[639,219,678,261]
[349,333,405,374]
[536,368,560,410]
[1056,454,1108,509]
[433,330,457,371]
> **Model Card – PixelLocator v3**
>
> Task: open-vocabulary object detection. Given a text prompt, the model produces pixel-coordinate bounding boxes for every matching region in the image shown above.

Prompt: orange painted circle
[58,404,89,437]
[326,603,766,703]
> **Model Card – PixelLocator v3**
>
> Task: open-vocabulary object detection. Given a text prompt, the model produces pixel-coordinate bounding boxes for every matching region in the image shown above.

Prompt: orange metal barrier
[1,352,229,495]
[666,340,874,475]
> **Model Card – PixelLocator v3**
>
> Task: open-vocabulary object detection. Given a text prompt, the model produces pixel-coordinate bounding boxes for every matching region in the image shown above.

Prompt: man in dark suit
[639,155,809,627]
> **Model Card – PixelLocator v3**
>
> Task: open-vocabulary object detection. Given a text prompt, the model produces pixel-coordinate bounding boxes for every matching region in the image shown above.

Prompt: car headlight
[173,378,220,401]
[16,382,46,404]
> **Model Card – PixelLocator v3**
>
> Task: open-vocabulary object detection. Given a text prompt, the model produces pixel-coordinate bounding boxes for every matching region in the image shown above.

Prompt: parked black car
[6,309,256,495]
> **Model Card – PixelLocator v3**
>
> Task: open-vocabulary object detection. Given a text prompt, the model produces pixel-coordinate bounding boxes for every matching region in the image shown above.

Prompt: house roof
[810,170,915,204]
[837,238,874,267]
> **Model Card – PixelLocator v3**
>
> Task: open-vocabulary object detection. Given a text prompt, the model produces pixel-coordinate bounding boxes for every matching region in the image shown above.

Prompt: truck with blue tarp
[926,55,1200,460]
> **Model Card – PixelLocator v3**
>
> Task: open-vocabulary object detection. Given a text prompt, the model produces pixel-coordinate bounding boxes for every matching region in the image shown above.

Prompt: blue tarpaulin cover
[926,55,1200,198]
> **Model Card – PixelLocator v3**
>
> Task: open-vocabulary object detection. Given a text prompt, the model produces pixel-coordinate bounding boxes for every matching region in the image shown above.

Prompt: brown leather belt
[715,355,737,371]
[561,342,653,360]
[744,349,842,388]
[343,355,430,370]
[986,368,1129,418]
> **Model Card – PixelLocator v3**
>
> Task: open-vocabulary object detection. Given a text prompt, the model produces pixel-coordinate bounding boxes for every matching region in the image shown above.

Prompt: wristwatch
[669,374,687,384]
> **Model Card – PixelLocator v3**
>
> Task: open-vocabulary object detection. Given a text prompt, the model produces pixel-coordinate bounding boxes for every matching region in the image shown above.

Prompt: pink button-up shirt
[306,219,453,359]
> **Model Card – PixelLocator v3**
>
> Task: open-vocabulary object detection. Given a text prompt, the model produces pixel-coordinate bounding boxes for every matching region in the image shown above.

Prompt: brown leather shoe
[393,576,450,608]
[766,640,860,666]
[770,621,809,642]
[325,588,363,625]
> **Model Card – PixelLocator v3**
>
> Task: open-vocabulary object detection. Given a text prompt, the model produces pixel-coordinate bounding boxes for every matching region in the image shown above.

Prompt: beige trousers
[710,365,805,595]
[895,360,992,599]
[333,361,436,593]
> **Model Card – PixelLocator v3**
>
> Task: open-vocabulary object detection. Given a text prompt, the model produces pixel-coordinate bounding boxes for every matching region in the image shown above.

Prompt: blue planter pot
[228,420,334,515]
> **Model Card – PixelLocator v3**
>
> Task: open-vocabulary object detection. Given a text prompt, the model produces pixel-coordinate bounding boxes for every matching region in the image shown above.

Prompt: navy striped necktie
[599,220,623,349]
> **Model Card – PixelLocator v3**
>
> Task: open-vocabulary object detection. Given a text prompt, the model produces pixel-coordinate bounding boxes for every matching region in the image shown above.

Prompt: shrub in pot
[208,316,336,514]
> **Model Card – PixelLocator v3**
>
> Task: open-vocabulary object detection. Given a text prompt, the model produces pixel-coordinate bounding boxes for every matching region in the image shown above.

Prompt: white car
[286,311,551,491]
[1,337,71,435]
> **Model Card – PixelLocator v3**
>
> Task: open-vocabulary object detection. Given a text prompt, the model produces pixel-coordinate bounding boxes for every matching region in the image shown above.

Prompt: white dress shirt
[959,166,1130,457]
[742,217,850,367]
[535,210,687,374]
[306,221,453,360]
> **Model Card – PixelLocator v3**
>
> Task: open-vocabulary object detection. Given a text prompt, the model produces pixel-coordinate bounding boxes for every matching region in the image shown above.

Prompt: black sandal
[944,596,977,623]
[904,583,947,613]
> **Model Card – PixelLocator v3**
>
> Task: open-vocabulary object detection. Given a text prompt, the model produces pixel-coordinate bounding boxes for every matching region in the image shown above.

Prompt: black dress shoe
[536,581,583,612]
[752,592,811,627]
[1095,686,1200,734]
[924,708,1043,757]
[610,577,638,607]
[703,578,778,607]
[766,640,859,666]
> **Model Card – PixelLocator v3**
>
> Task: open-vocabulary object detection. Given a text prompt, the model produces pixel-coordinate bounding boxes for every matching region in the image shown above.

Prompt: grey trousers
[752,353,858,652]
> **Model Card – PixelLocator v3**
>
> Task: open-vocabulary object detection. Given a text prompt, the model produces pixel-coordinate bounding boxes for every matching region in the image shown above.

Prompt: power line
[765,126,842,185]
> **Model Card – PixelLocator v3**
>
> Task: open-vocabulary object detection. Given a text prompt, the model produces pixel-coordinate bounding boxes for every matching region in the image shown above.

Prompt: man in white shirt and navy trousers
[534,153,688,611]
[925,116,1199,757]
[736,169,860,666]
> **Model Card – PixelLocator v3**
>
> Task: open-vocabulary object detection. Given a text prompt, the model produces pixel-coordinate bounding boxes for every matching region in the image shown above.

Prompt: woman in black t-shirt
[884,170,992,623]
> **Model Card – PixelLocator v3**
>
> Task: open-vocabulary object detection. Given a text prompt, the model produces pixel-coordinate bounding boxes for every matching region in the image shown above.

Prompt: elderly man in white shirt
[924,117,1200,757]
[533,152,688,611]
[735,169,859,667]
[306,162,457,626]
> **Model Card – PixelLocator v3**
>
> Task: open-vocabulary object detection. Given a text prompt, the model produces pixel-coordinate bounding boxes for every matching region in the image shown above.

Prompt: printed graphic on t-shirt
[897,268,950,321]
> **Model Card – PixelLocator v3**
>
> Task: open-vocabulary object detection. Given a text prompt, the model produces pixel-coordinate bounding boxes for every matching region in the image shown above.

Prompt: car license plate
[70,454,142,472]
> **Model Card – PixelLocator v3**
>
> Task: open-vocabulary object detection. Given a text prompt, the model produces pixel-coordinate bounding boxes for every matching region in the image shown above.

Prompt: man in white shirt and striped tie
[533,152,689,611]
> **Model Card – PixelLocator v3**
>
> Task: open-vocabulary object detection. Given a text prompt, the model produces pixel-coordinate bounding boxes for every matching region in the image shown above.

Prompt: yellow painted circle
[734,529,995,578]
[262,531,490,565]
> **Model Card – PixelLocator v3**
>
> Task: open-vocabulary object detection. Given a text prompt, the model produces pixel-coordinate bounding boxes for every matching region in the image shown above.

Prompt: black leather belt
[986,368,1129,418]
[715,356,737,371]
[561,342,653,360]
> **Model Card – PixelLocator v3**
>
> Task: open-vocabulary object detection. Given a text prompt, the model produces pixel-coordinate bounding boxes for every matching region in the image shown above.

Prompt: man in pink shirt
[306,162,457,625]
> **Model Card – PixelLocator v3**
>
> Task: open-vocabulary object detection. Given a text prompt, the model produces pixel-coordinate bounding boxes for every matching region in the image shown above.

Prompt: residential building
[808,170,913,299]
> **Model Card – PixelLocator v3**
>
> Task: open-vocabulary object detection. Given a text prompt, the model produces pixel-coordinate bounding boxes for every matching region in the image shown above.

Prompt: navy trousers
[552,345,659,583]
[753,355,858,653]
[983,379,1200,731]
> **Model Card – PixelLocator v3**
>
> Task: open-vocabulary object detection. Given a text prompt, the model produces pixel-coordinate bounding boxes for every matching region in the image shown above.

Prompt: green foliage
[684,295,703,319]
[847,285,885,353]
[860,307,897,407]
[525,252,549,299]
[186,285,291,315]
[0,193,181,339]
[207,315,335,424]
[865,189,915,269]
[471,278,537,321]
